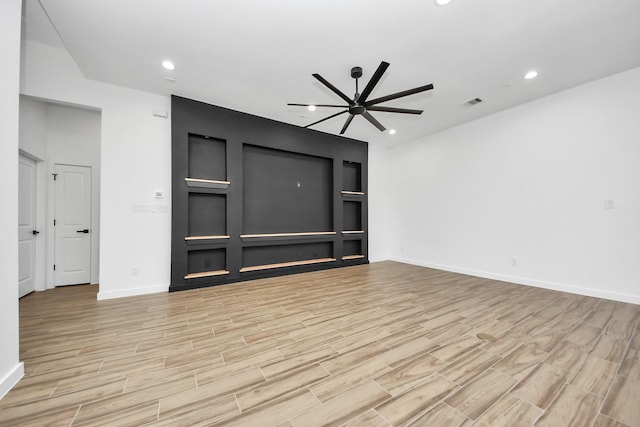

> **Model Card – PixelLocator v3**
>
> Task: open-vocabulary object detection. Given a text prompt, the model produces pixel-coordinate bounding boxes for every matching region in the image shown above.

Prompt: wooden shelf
[241,231,336,239]
[240,258,336,273]
[341,191,365,196]
[342,255,365,261]
[184,270,229,280]
[342,230,365,235]
[185,178,230,189]
[185,235,230,241]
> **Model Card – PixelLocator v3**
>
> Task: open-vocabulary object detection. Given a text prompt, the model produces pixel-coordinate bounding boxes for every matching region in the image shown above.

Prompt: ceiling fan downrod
[351,66,362,100]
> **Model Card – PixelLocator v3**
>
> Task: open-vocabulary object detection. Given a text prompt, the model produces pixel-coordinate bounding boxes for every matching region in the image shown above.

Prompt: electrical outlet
[511,258,518,267]
[131,267,139,276]
[604,200,614,209]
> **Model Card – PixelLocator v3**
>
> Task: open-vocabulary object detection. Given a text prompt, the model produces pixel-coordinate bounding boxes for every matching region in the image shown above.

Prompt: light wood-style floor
[2,261,639,426]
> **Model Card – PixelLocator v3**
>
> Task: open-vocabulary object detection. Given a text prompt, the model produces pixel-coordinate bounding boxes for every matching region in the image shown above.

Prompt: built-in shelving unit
[180,133,230,284]
[340,160,365,264]
[341,160,365,265]
[171,96,368,292]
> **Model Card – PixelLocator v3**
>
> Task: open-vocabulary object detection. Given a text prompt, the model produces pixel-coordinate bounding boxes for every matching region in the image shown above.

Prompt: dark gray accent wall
[171,96,368,291]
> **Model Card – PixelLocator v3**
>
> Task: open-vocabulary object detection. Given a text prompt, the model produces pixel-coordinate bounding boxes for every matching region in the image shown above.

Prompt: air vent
[465,97,483,106]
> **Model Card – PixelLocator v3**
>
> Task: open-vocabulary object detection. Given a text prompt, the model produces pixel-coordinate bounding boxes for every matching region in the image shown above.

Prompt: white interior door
[18,155,37,298]
[55,164,91,286]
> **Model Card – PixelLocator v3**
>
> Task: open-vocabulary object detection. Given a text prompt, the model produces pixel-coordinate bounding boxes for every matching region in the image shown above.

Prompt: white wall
[19,96,47,293]
[21,41,172,300]
[388,66,640,304]
[368,143,391,261]
[0,0,25,399]
[20,97,102,288]
[19,96,47,159]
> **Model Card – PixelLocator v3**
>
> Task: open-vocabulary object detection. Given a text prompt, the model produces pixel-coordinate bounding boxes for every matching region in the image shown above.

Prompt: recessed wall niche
[186,248,227,279]
[243,145,333,234]
[171,96,369,291]
[242,242,334,272]
[343,161,362,192]
[188,134,226,181]
[343,201,362,231]
[343,240,363,258]
[188,193,226,237]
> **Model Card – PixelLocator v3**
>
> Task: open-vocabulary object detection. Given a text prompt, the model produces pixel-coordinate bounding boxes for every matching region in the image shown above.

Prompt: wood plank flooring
[2,261,640,426]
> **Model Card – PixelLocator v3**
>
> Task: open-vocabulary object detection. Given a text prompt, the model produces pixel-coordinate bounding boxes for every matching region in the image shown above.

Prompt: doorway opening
[18,96,101,293]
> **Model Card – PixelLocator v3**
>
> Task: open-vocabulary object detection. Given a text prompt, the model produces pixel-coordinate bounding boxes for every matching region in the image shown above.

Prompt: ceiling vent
[465,97,483,106]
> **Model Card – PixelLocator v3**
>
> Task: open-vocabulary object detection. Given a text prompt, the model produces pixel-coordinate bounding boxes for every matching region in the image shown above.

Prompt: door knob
[76,229,90,233]
[32,230,40,235]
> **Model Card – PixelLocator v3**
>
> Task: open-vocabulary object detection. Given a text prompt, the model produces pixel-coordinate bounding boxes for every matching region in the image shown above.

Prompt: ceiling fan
[288,61,434,135]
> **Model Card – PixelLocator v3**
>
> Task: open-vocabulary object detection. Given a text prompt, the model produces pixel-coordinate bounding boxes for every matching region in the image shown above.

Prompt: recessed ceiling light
[435,0,452,6]
[307,105,316,112]
[389,129,397,135]
[162,60,175,71]
[524,70,538,80]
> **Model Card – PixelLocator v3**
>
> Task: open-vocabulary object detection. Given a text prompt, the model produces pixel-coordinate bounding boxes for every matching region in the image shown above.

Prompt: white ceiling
[23,0,640,146]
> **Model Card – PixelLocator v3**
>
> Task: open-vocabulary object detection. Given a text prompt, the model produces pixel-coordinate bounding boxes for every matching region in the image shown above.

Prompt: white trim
[35,159,47,291]
[368,257,390,263]
[390,257,640,306]
[0,362,24,400]
[97,284,168,300]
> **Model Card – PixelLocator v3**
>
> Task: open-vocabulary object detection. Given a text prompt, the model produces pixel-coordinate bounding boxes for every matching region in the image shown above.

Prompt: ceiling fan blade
[312,74,353,105]
[365,83,434,106]
[340,114,355,135]
[367,106,423,115]
[357,61,389,104]
[288,103,348,108]
[304,110,348,128]
[361,111,386,132]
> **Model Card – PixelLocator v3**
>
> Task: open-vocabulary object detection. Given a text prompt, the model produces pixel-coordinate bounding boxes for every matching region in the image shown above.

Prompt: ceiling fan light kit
[288,61,434,135]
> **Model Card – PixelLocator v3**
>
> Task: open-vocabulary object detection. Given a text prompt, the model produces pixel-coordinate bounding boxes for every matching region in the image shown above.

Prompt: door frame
[52,163,92,286]
[18,149,47,292]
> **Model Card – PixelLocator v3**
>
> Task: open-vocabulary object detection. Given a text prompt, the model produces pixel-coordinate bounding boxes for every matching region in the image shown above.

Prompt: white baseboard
[390,256,640,306]
[368,256,391,263]
[0,362,24,400]
[97,284,169,300]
